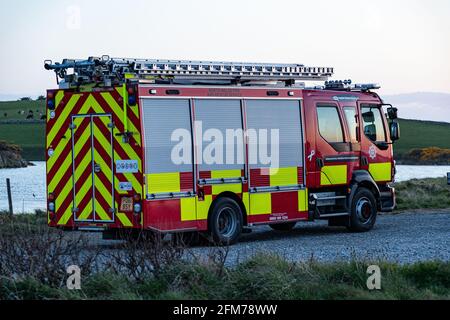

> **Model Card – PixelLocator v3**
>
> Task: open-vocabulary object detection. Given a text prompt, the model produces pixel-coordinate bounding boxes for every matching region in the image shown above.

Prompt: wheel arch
[349,170,381,209]
[208,191,248,227]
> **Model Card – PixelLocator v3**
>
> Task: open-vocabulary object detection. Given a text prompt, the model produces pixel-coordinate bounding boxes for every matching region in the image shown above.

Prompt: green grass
[1,99,450,161]
[395,119,450,156]
[394,177,450,210]
[0,123,45,160]
[0,100,46,120]
[1,253,449,300]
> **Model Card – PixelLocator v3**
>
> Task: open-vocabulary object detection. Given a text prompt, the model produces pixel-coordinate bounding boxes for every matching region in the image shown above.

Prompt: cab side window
[343,107,358,143]
[361,105,386,142]
[317,105,344,143]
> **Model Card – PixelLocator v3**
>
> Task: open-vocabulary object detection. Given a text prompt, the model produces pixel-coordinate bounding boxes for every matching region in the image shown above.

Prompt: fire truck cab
[44,57,399,244]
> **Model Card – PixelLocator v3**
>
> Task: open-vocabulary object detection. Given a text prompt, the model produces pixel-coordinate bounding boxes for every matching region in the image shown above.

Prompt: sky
[0,0,449,97]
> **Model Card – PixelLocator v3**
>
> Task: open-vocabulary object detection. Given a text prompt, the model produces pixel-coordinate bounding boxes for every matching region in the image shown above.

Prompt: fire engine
[44,56,399,244]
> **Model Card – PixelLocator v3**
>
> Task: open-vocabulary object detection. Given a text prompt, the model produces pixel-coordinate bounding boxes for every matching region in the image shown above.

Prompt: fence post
[6,178,13,215]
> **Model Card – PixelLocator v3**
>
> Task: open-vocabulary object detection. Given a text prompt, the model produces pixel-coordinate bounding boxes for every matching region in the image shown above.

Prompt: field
[0,100,450,161]
[396,119,450,155]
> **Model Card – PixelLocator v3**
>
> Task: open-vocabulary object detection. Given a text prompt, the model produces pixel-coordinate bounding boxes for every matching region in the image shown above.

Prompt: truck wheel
[269,222,297,231]
[209,197,243,245]
[348,187,377,232]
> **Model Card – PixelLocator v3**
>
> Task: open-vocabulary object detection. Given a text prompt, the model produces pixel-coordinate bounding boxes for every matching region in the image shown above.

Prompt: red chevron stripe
[75,187,95,221]
[47,92,73,132]
[56,161,93,219]
[94,116,142,183]
[94,92,142,156]
[50,93,90,150]
[94,187,113,221]
[50,137,92,195]
[47,112,92,181]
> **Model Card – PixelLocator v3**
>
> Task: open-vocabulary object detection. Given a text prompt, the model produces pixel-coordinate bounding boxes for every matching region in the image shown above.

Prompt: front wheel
[348,187,377,232]
[209,197,243,245]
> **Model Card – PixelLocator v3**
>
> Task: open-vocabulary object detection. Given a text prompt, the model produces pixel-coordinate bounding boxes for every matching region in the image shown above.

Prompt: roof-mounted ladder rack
[44,55,334,88]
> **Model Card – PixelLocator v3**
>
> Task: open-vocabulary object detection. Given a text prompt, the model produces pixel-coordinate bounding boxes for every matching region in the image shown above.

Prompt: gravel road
[92,211,450,265]
[205,211,450,264]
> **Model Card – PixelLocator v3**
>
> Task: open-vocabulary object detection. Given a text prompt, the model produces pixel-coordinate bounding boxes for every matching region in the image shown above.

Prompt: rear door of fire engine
[314,99,360,187]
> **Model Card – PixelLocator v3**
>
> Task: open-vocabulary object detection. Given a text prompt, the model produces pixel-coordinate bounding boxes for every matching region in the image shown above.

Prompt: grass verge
[0,212,449,300]
[394,178,450,210]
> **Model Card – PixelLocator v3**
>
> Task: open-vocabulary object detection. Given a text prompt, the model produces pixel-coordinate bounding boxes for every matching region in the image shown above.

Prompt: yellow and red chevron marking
[46,88,143,229]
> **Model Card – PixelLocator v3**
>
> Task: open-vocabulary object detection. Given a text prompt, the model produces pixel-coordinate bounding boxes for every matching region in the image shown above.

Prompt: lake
[0,162,449,213]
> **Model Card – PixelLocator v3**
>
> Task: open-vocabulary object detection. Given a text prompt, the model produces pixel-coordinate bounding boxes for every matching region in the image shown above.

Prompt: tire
[348,187,377,232]
[208,197,243,245]
[269,222,297,231]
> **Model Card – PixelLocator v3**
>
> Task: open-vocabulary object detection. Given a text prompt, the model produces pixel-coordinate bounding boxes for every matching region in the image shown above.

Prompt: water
[0,162,46,213]
[0,162,449,212]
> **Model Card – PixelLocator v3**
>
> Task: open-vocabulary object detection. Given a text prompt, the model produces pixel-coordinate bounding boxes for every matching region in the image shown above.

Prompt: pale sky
[0,0,449,96]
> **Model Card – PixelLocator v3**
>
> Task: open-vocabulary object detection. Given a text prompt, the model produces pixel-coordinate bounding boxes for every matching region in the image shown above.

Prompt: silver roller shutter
[194,99,245,172]
[245,99,303,169]
[141,99,193,174]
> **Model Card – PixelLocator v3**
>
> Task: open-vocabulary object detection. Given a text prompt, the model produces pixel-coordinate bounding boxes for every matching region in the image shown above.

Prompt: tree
[37,95,46,101]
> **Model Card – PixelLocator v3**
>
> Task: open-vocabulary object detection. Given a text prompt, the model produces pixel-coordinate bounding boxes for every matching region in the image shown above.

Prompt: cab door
[358,103,393,183]
[314,102,358,187]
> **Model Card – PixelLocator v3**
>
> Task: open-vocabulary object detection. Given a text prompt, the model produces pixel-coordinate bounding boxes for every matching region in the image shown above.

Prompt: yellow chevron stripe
[47,94,81,144]
[76,175,94,220]
[116,213,133,227]
[102,91,141,145]
[47,100,93,171]
[48,124,90,191]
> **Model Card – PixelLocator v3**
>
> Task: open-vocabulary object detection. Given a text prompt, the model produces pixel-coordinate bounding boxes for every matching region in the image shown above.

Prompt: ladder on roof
[44,55,334,88]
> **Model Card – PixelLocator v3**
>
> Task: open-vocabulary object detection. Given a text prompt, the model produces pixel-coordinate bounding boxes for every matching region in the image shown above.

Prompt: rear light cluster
[133,194,142,214]
[47,91,56,110]
[127,85,137,106]
[48,192,56,220]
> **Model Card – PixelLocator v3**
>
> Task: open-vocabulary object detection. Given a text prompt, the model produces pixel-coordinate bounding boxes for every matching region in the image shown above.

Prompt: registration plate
[120,197,133,212]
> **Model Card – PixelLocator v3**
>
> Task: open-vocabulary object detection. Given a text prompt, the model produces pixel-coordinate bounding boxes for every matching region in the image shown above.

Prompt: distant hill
[395,118,450,156]
[382,92,450,123]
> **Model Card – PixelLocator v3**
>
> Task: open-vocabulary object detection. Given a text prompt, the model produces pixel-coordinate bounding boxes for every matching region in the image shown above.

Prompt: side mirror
[389,121,400,141]
[387,107,398,120]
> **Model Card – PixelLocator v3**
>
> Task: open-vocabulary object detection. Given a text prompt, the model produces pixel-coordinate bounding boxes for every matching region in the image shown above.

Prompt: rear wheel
[269,222,297,231]
[209,197,243,245]
[348,187,377,232]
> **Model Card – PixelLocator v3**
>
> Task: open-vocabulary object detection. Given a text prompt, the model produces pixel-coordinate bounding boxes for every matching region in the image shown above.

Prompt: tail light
[48,193,56,218]
[47,92,56,110]
[133,194,142,214]
[127,85,137,106]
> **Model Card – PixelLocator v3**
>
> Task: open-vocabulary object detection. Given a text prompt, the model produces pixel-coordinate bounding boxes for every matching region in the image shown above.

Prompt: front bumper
[379,185,396,212]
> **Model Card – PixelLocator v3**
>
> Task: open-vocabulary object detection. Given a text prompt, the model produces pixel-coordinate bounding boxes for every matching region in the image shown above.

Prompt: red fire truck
[44,56,399,244]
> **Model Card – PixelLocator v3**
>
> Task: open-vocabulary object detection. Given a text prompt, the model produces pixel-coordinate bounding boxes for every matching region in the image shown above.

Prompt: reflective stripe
[269,167,298,187]
[212,183,242,195]
[250,193,272,215]
[197,195,213,220]
[147,172,180,194]
[369,162,392,182]
[181,197,197,221]
[211,169,242,179]
[321,165,347,185]
[298,189,308,212]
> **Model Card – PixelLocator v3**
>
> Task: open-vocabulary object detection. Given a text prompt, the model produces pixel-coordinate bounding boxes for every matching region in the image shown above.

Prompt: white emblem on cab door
[369,145,377,160]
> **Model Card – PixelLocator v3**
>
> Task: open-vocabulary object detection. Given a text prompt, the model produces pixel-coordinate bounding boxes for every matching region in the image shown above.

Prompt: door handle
[361,156,368,166]
[316,158,325,169]
[94,163,101,173]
